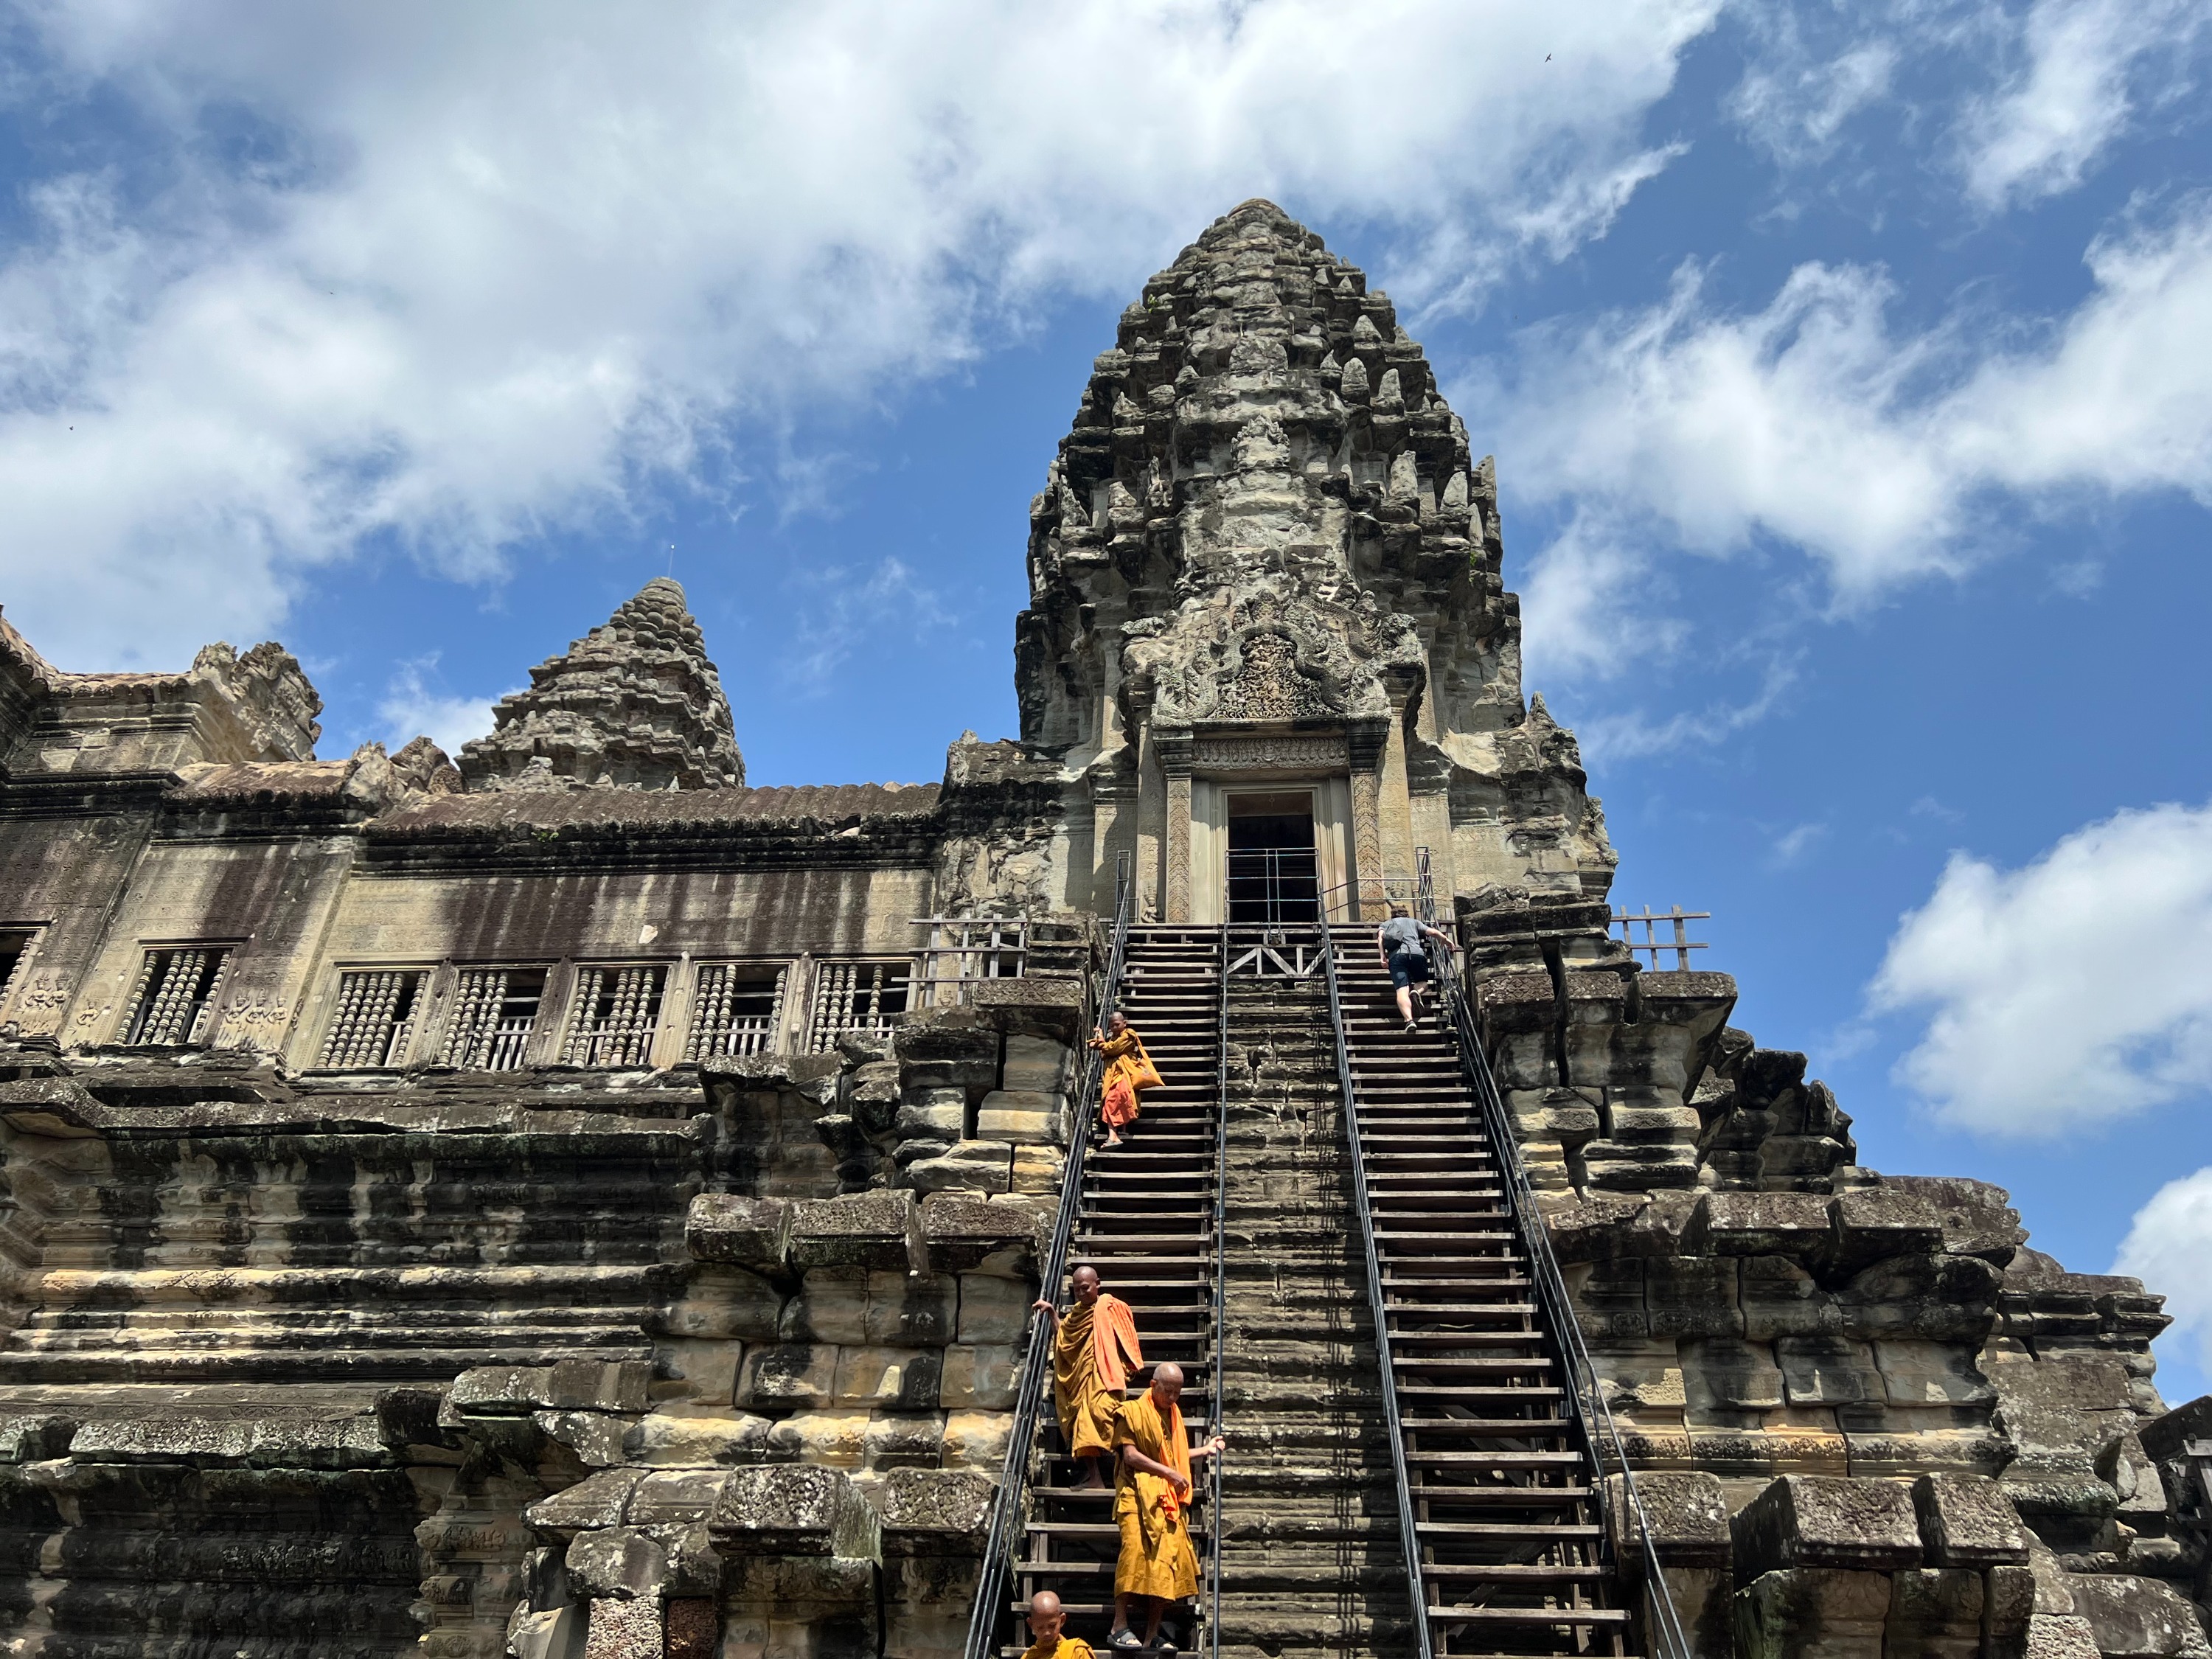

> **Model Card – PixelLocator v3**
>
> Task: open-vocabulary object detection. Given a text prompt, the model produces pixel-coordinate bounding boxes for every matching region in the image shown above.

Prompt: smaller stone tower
[457,576,745,791]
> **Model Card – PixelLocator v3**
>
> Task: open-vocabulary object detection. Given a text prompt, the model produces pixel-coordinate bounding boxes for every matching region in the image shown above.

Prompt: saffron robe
[1022,1637,1095,1659]
[1053,1293,1143,1458]
[1096,1028,1160,1130]
[1111,1391,1199,1601]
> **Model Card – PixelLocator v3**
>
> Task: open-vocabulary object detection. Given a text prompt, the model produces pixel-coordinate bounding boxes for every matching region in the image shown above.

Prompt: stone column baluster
[1127,678,1161,921]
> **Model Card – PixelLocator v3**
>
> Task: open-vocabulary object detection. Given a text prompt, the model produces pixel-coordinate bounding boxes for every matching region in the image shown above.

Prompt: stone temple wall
[0,199,2200,1659]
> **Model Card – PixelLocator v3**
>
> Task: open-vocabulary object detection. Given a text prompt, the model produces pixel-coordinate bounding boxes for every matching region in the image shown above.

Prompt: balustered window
[437,967,547,1071]
[562,964,668,1067]
[122,945,232,1046]
[806,959,911,1053]
[684,962,789,1061]
[317,970,426,1069]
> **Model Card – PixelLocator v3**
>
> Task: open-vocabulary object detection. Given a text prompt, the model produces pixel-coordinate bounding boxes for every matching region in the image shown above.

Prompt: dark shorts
[1388,950,1430,989]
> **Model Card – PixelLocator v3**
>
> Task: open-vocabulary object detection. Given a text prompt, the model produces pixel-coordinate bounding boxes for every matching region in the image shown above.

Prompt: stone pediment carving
[1121,580,1422,731]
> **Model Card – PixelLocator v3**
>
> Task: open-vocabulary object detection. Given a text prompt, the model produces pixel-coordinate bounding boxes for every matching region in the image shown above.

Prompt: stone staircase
[1217,969,1416,1659]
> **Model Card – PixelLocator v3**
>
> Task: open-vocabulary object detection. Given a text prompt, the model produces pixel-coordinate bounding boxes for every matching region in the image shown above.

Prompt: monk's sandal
[1108,1632,1144,1652]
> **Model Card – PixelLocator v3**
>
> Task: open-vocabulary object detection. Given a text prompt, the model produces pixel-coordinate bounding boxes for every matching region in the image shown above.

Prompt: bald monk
[1091,1011,1158,1148]
[1021,1590,1093,1659]
[1107,1361,1224,1654]
[1032,1264,1143,1489]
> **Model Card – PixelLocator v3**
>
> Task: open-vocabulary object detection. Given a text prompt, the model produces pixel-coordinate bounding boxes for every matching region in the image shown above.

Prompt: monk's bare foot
[1104,1133,1122,1147]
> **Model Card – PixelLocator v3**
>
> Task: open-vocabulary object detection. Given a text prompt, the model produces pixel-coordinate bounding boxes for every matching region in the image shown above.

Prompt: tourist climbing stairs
[981,924,1228,1657]
[1321,923,1646,1659]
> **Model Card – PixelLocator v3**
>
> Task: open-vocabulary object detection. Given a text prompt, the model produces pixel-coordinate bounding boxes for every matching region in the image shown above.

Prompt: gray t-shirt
[1380,917,1425,957]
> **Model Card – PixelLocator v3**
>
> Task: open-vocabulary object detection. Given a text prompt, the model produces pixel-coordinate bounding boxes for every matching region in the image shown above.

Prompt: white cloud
[0,0,1722,669]
[1768,821,1828,867]
[1730,37,1899,167]
[1961,0,2212,208]
[784,556,955,693]
[1568,655,1799,765]
[1500,199,2212,603]
[2115,1166,2212,1373]
[376,660,507,757]
[1869,801,2212,1138]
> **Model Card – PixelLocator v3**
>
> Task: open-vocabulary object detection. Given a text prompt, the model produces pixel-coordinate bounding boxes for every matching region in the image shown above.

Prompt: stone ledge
[1733,1475,1922,1578]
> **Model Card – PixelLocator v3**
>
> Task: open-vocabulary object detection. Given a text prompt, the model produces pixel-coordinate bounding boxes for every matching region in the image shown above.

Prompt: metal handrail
[1206,921,1229,1659]
[961,863,1135,1659]
[1433,955,1695,1659]
[1318,922,1436,1659]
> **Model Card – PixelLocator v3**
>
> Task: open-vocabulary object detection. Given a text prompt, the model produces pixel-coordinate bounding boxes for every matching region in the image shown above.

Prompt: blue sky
[3,1,2211,1394]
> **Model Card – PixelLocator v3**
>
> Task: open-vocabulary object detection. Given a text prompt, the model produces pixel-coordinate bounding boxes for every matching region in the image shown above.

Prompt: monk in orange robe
[1091,1011,1159,1148]
[1108,1361,1223,1652]
[1032,1264,1143,1489]
[1021,1590,1093,1659]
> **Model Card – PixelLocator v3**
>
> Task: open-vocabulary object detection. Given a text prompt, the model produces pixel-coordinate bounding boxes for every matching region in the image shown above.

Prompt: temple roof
[457,577,744,793]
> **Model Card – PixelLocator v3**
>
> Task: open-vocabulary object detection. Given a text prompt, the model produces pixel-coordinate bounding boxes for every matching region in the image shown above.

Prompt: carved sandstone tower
[1018,198,1614,921]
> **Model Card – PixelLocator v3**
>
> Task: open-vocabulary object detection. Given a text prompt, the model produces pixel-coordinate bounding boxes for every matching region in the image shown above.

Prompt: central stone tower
[1017,198,1614,923]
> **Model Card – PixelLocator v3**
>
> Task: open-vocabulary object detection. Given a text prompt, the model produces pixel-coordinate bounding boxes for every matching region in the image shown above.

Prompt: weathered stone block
[863,1410,946,1470]
[832,1345,942,1411]
[2024,1615,2102,1659]
[1697,1191,1832,1257]
[450,1365,552,1415]
[1873,1340,1997,1408]
[735,1343,837,1410]
[2066,1575,2212,1658]
[708,1464,880,1559]
[906,1139,1013,1194]
[1740,1254,1838,1341]
[1775,1336,1882,1407]
[765,1410,869,1469]
[790,1192,917,1273]
[547,1358,652,1413]
[1829,1187,1947,1267]
[1010,1142,1064,1194]
[975,1091,1065,1144]
[1648,1258,1742,1338]
[1732,1475,1923,1578]
[618,1411,776,1468]
[1606,1470,1731,1570]
[566,1526,667,1600]
[1681,1337,1785,1413]
[895,1101,966,1140]
[1910,1472,2028,1567]
[664,1599,717,1659]
[624,1472,725,1531]
[526,1469,643,1537]
[860,1269,958,1344]
[939,1343,1018,1411]
[1001,1035,1072,1093]
[655,1266,785,1342]
[941,1409,1012,1472]
[955,1273,1031,1343]
[877,1467,995,1557]
[582,1595,661,1659]
[1733,1567,1891,1659]
[921,1192,1040,1275]
[1885,1568,1983,1659]
[686,1194,792,1273]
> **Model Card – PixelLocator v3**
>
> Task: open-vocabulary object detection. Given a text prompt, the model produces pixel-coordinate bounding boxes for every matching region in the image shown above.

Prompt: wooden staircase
[1003,925,1225,1654]
[1326,925,1638,1659]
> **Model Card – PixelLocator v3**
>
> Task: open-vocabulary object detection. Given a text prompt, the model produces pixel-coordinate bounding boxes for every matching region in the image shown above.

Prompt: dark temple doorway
[1226,790,1319,924]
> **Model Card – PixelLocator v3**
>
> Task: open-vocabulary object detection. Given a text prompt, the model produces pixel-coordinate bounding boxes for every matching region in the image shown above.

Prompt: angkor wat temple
[0,200,2202,1659]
